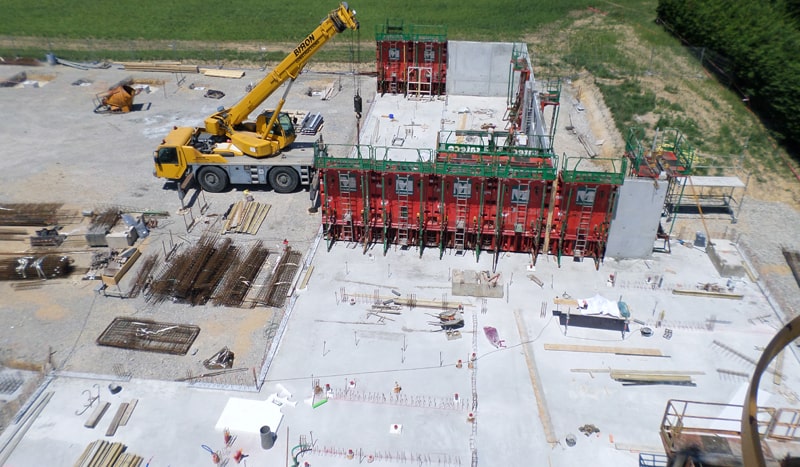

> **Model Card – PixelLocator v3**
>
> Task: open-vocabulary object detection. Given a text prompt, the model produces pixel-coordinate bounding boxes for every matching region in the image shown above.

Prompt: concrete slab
[708,238,748,278]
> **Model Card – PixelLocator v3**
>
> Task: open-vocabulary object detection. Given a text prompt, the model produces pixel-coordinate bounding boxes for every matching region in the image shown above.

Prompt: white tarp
[574,294,622,318]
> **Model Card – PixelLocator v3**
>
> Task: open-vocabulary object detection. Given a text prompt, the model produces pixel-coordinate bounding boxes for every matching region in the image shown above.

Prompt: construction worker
[243,189,254,202]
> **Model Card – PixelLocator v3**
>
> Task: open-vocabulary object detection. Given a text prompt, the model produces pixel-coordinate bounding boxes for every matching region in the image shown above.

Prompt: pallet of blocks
[73,440,143,467]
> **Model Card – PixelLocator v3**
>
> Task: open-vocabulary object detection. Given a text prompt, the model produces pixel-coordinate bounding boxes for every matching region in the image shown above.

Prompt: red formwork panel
[496,178,550,254]
[364,171,427,248]
[320,169,370,243]
[419,174,446,247]
[415,175,552,254]
[376,40,407,95]
[439,174,478,250]
[407,40,447,95]
[547,180,619,260]
[322,168,434,249]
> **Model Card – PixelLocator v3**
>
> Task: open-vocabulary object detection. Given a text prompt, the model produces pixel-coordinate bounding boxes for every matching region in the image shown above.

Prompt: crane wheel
[269,167,299,194]
[198,166,228,193]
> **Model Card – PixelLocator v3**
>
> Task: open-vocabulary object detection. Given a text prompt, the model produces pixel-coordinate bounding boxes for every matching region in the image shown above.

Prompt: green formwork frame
[624,127,696,237]
[625,127,694,177]
[556,156,627,267]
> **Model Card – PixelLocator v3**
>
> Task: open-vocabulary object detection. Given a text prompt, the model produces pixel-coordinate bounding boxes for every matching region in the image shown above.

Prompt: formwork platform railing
[438,129,553,158]
[375,19,406,41]
[375,21,448,43]
[659,399,798,466]
[315,143,435,173]
[315,140,558,180]
[560,156,627,185]
[655,127,695,175]
[407,24,447,43]
[624,127,647,176]
[625,127,695,178]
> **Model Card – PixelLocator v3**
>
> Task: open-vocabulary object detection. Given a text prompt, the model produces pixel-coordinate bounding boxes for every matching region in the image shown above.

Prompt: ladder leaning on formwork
[454,193,468,253]
[340,173,354,243]
[513,183,530,235]
[574,201,594,259]
[397,191,410,247]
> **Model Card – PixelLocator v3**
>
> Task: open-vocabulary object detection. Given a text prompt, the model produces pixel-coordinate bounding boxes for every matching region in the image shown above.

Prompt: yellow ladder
[397,192,410,246]
[513,183,530,234]
[454,194,468,252]
[341,174,354,242]
[574,202,594,258]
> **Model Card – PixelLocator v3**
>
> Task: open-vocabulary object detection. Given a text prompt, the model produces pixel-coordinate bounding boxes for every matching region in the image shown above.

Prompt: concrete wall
[606,178,669,259]
[447,41,513,97]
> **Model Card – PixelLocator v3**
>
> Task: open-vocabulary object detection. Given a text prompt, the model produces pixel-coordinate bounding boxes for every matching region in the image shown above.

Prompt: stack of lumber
[609,370,694,384]
[672,288,743,300]
[543,343,664,357]
[117,61,199,74]
[73,440,143,467]
[222,200,270,235]
[200,68,245,78]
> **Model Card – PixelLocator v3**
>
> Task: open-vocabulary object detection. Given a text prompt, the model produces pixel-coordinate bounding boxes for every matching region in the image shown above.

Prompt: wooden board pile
[73,440,143,467]
[221,200,270,235]
[117,61,199,73]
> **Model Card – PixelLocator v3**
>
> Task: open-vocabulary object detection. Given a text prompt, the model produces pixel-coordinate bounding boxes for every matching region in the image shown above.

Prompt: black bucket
[260,425,276,450]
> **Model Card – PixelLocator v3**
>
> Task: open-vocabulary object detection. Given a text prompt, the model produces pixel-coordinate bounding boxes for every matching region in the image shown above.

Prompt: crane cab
[254,110,297,149]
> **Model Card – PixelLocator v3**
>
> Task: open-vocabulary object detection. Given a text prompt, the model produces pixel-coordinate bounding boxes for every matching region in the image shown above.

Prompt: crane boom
[203,2,358,157]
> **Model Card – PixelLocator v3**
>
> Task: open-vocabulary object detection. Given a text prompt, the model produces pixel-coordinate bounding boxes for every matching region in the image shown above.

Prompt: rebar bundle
[0,203,63,226]
[88,206,121,235]
[256,248,302,308]
[148,233,267,306]
[128,253,158,298]
[212,241,270,307]
[0,255,73,280]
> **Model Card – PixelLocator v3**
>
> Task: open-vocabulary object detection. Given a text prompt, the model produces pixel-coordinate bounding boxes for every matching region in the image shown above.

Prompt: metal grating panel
[97,318,200,355]
[0,373,24,396]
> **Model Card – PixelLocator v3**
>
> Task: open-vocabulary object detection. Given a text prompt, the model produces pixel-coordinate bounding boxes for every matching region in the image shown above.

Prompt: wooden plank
[249,203,270,234]
[119,398,138,426]
[298,265,314,290]
[553,297,579,306]
[73,440,97,467]
[672,289,744,300]
[773,351,785,386]
[391,297,465,310]
[99,442,124,466]
[88,440,112,466]
[610,371,693,383]
[544,343,664,357]
[572,368,705,375]
[201,68,245,79]
[222,201,242,234]
[84,401,110,428]
[117,61,181,66]
[527,274,544,287]
[106,402,129,436]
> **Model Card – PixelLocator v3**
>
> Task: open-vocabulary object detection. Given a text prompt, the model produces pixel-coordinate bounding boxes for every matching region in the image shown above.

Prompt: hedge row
[657,0,800,151]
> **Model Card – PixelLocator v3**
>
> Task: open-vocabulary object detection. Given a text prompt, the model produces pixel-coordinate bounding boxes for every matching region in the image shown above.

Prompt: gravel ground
[0,63,366,430]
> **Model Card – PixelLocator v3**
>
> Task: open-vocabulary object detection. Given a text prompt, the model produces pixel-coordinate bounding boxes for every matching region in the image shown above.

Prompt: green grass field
[1,0,604,42]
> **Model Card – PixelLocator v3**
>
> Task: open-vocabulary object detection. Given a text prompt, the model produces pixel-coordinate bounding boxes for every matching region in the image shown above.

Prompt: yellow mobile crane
[154,2,358,193]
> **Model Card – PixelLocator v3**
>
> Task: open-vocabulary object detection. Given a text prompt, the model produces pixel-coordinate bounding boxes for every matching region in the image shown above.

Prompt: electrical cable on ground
[264,316,559,384]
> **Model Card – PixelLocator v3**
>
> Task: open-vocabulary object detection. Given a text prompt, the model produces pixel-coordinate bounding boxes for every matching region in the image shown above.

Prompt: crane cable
[352,26,363,141]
